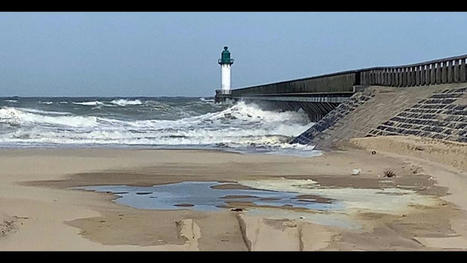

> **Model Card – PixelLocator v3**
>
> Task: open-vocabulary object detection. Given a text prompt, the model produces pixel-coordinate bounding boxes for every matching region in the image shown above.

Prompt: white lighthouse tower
[218,46,234,94]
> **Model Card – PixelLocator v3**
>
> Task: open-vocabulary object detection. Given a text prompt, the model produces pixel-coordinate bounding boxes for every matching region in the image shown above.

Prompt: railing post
[397,68,403,87]
[398,68,403,87]
[380,70,384,85]
[439,62,443,83]
[418,65,423,85]
[402,67,406,86]
[403,67,408,87]
[428,64,433,85]
[425,64,431,85]
[408,67,412,86]
[387,69,391,86]
[447,60,454,83]
[410,66,415,86]
[381,69,385,85]
[400,68,404,87]
[431,64,435,84]
[405,67,412,87]
[441,61,447,83]
[440,62,444,84]
[392,68,399,87]
[380,69,386,86]
[453,59,459,82]
[421,65,425,85]
[393,68,397,87]
[394,68,398,86]
[421,65,426,85]
[414,66,418,85]
[383,68,389,86]
[374,70,377,85]
[435,63,440,84]
[389,69,392,86]
[419,65,424,85]
[418,66,422,85]
[414,66,419,86]
[380,69,384,85]
[461,58,467,82]
[390,68,395,86]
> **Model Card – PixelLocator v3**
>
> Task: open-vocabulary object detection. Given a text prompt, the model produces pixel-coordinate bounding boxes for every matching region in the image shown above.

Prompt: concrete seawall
[229,71,358,97]
[216,71,359,122]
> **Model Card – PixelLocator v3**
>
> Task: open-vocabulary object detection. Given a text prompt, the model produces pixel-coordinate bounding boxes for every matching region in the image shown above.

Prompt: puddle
[238,179,441,215]
[73,181,344,212]
[73,178,442,230]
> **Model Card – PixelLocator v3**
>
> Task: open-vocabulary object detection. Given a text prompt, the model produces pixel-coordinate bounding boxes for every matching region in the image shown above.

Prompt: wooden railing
[220,54,467,101]
[359,54,467,87]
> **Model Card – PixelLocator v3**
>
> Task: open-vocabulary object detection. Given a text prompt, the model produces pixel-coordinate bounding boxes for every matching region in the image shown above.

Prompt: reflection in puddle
[74,181,344,212]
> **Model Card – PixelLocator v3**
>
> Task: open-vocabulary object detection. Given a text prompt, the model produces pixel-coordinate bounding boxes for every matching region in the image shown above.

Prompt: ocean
[0,97,318,155]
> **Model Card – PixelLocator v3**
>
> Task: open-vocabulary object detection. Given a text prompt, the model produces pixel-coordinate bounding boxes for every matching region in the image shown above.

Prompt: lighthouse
[218,46,234,94]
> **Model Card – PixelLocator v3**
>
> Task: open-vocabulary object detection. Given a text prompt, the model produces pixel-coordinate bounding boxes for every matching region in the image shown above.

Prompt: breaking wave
[110,99,142,106]
[71,99,143,107]
[0,99,317,155]
[72,101,105,106]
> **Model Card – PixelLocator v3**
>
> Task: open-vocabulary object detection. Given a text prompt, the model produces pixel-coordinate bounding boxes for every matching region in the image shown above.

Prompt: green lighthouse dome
[218,46,234,65]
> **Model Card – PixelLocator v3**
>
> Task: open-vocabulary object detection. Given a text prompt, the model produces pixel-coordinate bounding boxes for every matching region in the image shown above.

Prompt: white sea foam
[0,101,317,154]
[72,101,105,106]
[199,98,215,103]
[17,108,71,116]
[0,107,98,127]
[110,99,142,106]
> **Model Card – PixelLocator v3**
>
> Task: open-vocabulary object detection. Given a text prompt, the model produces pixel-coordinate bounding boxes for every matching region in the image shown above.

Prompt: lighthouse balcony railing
[218,59,234,64]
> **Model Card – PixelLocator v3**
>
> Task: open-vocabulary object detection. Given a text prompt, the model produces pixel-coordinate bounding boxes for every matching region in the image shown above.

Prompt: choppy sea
[0,97,318,156]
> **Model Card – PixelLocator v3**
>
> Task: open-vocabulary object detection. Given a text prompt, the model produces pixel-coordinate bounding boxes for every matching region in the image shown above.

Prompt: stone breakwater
[367,87,467,143]
[290,91,374,145]
[291,84,467,149]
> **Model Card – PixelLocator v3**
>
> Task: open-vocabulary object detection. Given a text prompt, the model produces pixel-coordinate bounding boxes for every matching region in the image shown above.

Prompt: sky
[0,12,467,97]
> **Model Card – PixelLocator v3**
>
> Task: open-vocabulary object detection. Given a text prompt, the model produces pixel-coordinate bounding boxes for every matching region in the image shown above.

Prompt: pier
[215,54,467,147]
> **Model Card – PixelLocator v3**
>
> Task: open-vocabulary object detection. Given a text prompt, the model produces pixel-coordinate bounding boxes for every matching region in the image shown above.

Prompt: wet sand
[0,136,466,250]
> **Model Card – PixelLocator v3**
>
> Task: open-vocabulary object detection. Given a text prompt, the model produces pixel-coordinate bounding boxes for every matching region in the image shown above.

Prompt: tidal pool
[74,181,344,212]
[73,178,441,230]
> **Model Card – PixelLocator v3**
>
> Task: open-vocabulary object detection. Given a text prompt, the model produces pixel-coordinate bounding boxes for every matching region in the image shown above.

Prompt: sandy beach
[2,11,467,252]
[0,135,465,251]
